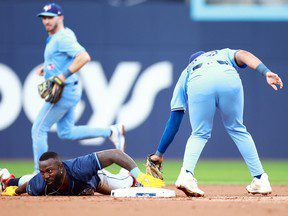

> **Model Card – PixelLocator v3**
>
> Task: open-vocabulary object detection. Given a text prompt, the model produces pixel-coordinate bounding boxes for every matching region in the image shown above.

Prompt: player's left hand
[146,154,163,180]
[1,186,18,196]
[58,74,67,83]
[137,172,165,188]
[38,76,65,104]
[266,72,283,91]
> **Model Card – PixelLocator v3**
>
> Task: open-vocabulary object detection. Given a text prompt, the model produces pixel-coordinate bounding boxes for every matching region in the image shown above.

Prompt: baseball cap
[189,51,205,63]
[37,3,63,17]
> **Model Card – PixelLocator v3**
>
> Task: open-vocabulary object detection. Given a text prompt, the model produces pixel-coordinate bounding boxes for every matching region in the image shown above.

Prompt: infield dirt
[1,185,287,216]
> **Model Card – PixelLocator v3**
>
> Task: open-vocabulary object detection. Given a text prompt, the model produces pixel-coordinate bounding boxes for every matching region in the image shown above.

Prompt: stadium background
[0,0,287,163]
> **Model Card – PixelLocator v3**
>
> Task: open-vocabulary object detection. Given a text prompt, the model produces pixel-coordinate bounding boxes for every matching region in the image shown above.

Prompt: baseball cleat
[246,173,272,195]
[110,124,126,151]
[0,168,15,190]
[175,167,204,197]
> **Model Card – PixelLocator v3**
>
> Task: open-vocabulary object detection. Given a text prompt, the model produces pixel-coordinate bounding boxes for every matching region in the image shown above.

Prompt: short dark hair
[39,151,61,162]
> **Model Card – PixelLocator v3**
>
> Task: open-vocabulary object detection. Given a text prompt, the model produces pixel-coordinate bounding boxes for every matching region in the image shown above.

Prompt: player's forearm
[60,51,91,80]
[155,110,184,156]
[97,149,138,171]
[15,182,28,195]
[235,50,262,70]
[69,51,91,73]
[235,50,272,76]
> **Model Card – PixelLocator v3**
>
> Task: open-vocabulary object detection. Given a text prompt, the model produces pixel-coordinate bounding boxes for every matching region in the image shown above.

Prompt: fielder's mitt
[38,76,64,104]
[145,154,163,180]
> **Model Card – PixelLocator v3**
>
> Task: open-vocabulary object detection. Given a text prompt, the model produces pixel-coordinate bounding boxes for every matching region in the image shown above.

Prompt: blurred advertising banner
[0,1,287,159]
[191,0,288,21]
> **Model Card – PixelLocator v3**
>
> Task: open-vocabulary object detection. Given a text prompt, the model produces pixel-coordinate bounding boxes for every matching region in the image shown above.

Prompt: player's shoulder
[63,153,97,167]
[57,27,77,40]
[214,48,229,54]
[27,173,46,195]
[218,48,238,54]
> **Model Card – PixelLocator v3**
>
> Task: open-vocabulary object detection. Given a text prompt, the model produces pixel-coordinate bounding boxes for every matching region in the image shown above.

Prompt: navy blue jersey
[26,153,102,196]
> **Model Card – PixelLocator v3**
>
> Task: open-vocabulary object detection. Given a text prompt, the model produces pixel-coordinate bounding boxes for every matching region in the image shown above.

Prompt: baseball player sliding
[0,149,165,196]
[33,3,125,172]
[146,49,283,197]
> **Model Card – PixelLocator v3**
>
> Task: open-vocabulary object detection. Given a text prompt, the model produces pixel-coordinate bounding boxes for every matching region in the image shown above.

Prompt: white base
[111,187,176,198]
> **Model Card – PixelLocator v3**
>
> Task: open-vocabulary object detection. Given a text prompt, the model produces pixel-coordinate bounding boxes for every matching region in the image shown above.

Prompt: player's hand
[150,154,163,164]
[146,154,163,180]
[58,74,66,83]
[136,172,165,188]
[266,72,283,91]
[47,76,65,104]
[35,65,44,76]
[1,186,18,196]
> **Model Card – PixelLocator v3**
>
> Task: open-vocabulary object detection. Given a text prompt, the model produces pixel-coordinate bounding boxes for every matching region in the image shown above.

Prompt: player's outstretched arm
[151,110,185,161]
[1,183,27,196]
[96,149,165,188]
[234,50,261,69]
[235,50,283,90]
[146,110,184,180]
[15,182,28,195]
[97,149,137,171]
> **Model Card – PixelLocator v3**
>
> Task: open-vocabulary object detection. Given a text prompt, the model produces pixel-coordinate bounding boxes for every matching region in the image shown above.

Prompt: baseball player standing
[32,3,125,172]
[147,48,283,197]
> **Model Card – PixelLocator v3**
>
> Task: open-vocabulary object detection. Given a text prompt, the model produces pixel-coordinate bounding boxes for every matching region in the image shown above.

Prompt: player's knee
[57,129,72,140]
[31,123,37,137]
[192,130,211,140]
[31,122,43,139]
[225,123,247,134]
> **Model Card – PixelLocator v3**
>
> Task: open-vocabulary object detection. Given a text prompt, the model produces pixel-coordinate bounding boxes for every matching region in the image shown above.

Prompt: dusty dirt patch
[1,185,287,216]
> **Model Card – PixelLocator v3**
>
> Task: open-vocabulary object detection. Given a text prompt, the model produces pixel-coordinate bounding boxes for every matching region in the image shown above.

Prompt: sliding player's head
[39,151,64,186]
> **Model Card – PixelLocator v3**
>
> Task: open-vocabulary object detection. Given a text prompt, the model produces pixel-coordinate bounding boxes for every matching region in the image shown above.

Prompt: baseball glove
[38,76,64,104]
[145,154,163,180]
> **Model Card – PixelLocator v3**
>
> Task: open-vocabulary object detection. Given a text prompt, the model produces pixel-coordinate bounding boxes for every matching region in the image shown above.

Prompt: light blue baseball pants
[32,84,111,171]
[183,69,264,177]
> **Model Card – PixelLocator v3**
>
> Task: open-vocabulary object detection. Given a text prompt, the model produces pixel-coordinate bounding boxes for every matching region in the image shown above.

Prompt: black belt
[65,81,78,86]
[192,60,229,71]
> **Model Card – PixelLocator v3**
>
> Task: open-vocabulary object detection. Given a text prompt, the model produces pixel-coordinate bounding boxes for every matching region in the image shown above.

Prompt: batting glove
[1,186,18,196]
[136,172,165,188]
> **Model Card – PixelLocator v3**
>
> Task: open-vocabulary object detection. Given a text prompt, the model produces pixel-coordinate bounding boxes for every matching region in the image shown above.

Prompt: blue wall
[0,1,287,159]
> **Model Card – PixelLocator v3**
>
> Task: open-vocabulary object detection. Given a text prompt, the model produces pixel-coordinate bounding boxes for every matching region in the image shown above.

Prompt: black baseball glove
[38,76,64,104]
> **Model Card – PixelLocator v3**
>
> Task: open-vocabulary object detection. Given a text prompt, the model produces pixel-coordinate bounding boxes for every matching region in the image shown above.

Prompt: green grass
[1,160,287,185]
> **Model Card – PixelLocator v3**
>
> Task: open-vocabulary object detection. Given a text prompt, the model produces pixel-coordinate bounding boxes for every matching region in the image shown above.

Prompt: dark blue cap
[189,51,205,63]
[37,3,63,17]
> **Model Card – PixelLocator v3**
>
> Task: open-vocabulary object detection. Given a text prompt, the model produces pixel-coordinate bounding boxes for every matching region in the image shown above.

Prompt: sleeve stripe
[94,152,102,170]
[26,184,30,194]
[233,50,247,68]
[171,107,186,112]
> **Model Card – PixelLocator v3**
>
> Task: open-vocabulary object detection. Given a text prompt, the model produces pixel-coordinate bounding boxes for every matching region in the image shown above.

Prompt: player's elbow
[77,51,91,64]
[82,51,91,63]
[236,50,252,61]
[235,50,251,66]
[86,53,91,62]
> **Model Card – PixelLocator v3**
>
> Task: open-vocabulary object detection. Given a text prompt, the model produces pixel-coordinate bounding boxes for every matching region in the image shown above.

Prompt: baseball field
[1,159,287,216]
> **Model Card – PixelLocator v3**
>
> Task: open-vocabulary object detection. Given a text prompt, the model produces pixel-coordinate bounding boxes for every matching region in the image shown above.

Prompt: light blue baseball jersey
[43,27,85,83]
[170,48,246,111]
